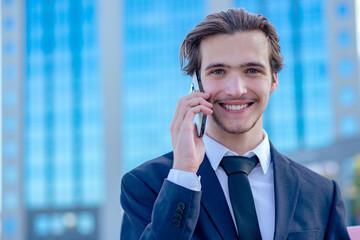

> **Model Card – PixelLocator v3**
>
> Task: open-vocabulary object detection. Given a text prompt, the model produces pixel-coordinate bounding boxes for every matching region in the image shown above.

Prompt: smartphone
[190,73,207,137]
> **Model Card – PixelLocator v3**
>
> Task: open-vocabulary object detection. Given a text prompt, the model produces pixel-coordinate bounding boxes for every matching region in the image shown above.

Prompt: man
[120,8,350,240]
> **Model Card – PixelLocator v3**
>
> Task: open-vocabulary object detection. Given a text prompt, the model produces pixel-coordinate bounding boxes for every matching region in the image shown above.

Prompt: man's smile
[221,103,250,111]
[216,100,255,112]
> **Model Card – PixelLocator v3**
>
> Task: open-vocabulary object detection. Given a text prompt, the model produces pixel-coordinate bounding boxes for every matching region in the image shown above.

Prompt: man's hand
[170,92,213,173]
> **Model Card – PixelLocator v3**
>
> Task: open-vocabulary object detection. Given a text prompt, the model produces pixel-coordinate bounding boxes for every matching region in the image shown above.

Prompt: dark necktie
[220,155,262,240]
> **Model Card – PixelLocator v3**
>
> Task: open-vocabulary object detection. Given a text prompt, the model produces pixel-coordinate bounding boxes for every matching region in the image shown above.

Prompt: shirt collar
[203,130,271,174]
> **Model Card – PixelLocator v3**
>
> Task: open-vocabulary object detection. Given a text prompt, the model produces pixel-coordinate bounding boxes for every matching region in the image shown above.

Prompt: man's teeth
[223,104,249,110]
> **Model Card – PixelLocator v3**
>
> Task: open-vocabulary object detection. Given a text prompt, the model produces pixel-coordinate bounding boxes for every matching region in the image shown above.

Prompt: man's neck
[205,121,264,156]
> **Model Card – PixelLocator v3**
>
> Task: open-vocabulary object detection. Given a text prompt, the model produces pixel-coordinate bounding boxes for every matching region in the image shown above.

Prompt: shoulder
[273,148,349,236]
[285,153,334,185]
[272,147,342,222]
[288,157,335,188]
[271,144,336,194]
[121,152,174,193]
[127,151,174,177]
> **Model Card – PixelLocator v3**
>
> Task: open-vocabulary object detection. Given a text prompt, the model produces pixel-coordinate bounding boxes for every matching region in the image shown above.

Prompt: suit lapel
[198,155,238,239]
[271,143,300,239]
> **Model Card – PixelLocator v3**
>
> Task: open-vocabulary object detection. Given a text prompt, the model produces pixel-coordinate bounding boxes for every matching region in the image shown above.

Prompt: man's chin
[213,120,251,135]
[210,114,259,135]
[219,126,251,135]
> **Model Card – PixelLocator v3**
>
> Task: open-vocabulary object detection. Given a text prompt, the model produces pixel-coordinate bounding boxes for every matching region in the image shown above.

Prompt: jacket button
[177,202,185,210]
[174,213,183,221]
[172,219,181,228]
[176,208,184,215]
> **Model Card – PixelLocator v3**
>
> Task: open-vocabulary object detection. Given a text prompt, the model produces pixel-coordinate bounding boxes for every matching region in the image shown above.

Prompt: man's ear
[270,73,278,93]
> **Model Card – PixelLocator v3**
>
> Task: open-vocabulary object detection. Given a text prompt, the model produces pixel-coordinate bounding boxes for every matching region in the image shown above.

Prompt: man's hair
[180,8,283,76]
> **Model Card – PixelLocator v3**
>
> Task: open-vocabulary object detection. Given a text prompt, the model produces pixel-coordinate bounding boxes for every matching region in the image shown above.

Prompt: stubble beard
[210,109,262,135]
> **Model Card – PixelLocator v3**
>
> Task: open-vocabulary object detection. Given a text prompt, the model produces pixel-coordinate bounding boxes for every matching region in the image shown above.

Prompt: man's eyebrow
[240,62,266,69]
[204,62,266,71]
[204,63,231,71]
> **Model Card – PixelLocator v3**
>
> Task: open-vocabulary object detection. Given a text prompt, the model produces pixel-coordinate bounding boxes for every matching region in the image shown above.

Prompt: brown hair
[180,8,283,77]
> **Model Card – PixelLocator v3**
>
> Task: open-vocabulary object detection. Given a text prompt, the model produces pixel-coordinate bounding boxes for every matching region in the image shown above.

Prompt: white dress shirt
[167,130,275,240]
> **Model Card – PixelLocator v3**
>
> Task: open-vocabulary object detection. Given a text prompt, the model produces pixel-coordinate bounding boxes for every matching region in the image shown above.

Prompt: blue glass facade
[2,0,360,238]
[122,0,206,171]
[120,0,360,172]
[234,0,334,152]
[23,0,103,237]
[25,0,104,209]
[2,0,22,237]
[121,0,350,173]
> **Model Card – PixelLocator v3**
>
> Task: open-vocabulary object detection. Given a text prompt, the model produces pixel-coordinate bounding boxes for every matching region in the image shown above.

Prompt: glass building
[1,0,360,239]
[25,0,104,208]
[122,0,207,171]
[233,0,359,153]
[2,0,111,239]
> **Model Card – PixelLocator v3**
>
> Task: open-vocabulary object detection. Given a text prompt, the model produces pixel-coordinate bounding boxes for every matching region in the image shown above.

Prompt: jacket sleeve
[324,180,350,240]
[120,172,202,240]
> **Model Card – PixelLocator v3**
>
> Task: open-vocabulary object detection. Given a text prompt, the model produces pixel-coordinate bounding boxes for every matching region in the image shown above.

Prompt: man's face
[199,31,278,135]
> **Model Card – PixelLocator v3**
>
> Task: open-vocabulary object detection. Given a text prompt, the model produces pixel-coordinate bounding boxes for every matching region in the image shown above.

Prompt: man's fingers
[186,91,211,100]
[183,105,213,124]
[178,97,212,120]
[171,92,211,133]
[173,101,212,136]
[178,93,212,119]
[171,97,183,128]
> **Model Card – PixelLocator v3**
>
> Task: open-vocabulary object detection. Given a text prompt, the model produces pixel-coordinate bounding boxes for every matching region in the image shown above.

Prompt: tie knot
[220,155,259,176]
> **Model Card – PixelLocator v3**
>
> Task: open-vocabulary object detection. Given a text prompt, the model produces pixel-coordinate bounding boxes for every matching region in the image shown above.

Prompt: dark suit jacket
[120,144,350,240]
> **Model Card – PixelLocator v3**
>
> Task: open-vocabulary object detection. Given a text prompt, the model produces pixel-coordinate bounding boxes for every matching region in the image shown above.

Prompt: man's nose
[224,74,247,97]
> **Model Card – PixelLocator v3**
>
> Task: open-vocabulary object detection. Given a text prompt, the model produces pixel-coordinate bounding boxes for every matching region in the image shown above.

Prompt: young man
[120,8,350,240]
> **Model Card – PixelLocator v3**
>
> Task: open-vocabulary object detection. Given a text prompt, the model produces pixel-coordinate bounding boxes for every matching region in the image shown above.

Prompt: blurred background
[1,0,360,239]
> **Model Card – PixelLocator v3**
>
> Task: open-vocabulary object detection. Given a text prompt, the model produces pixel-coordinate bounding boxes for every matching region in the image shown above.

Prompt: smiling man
[120,8,350,240]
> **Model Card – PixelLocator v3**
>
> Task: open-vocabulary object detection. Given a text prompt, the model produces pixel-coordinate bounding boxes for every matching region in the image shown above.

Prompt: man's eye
[247,69,259,74]
[212,69,225,75]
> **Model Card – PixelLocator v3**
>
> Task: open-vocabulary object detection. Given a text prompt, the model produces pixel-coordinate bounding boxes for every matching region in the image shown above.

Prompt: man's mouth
[219,101,255,111]
[222,103,250,111]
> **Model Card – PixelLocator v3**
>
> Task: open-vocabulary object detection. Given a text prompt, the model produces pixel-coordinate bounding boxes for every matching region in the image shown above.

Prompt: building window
[337,58,354,78]
[4,191,18,210]
[340,115,358,137]
[338,86,356,107]
[3,217,17,236]
[337,29,352,48]
[337,1,350,19]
